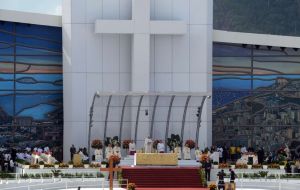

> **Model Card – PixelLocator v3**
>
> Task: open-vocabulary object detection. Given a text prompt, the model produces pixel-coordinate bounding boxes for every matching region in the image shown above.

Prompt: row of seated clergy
[173,146,193,160]
[31,153,57,164]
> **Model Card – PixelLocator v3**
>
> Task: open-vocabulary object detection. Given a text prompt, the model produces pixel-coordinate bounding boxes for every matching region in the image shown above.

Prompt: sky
[0,0,62,15]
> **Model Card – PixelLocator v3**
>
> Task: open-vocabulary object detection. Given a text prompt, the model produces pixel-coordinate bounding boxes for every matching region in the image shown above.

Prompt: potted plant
[262,162,268,169]
[208,182,217,190]
[54,161,60,169]
[68,161,73,169]
[185,140,196,149]
[213,161,219,169]
[83,160,90,169]
[279,161,285,170]
[101,161,107,168]
[39,161,45,169]
[128,183,137,190]
[229,162,235,169]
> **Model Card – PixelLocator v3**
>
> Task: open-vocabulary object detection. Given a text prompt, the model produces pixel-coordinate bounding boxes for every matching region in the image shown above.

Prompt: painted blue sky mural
[0,21,63,159]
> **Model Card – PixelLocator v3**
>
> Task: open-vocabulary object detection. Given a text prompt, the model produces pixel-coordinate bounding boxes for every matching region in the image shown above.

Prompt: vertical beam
[119,95,128,142]
[150,95,159,138]
[134,95,144,143]
[103,95,113,144]
[195,96,207,146]
[165,95,175,152]
[181,95,191,143]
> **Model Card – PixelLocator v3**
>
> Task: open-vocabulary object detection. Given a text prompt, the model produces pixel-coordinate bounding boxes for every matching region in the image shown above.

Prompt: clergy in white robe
[209,151,220,163]
[105,144,113,160]
[157,141,165,153]
[129,142,136,155]
[195,148,201,162]
[113,144,122,158]
[144,137,153,153]
[94,148,103,162]
[174,146,182,160]
[183,145,191,160]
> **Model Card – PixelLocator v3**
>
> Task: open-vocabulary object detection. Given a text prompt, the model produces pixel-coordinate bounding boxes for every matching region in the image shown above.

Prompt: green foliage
[105,136,119,147]
[51,170,61,177]
[198,168,207,187]
[167,134,182,151]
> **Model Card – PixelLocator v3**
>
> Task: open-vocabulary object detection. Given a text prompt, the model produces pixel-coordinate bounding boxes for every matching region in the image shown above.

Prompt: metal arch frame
[195,96,207,146]
[134,95,144,144]
[87,93,100,161]
[103,95,113,149]
[119,95,128,143]
[150,95,159,138]
[165,95,175,152]
[181,95,191,145]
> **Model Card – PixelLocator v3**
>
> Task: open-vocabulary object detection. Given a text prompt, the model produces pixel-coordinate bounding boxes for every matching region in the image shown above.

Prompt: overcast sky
[0,0,62,15]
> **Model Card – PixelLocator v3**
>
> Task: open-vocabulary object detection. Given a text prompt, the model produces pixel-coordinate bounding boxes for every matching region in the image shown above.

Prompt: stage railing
[217,172,300,190]
[0,178,128,190]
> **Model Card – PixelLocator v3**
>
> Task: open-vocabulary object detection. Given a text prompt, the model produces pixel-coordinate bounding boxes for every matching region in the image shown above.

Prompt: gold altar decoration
[73,154,82,165]
[135,153,178,166]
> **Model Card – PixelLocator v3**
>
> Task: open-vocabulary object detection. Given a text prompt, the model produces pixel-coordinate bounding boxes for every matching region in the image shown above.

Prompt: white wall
[63,0,212,161]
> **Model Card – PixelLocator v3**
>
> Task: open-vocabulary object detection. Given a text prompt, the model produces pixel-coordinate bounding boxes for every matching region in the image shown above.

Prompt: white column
[131,34,150,92]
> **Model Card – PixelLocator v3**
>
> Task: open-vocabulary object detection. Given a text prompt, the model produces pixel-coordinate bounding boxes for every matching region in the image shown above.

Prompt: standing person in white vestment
[144,136,153,153]
[105,144,113,160]
[113,143,122,158]
[129,141,136,155]
[174,145,182,160]
[210,150,220,163]
[195,147,201,162]
[183,144,191,160]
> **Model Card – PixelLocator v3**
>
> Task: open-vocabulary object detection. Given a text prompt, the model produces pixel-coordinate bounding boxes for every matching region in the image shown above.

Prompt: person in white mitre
[94,148,103,162]
[105,144,113,160]
[129,141,136,155]
[144,136,153,153]
[113,143,122,158]
[157,140,165,153]
[173,145,182,160]
[183,144,191,160]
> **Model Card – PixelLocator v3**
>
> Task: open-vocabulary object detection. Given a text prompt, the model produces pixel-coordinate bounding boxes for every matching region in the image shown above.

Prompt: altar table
[134,153,178,166]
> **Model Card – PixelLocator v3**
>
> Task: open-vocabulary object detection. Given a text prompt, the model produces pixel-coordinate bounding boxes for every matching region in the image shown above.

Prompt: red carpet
[122,167,205,188]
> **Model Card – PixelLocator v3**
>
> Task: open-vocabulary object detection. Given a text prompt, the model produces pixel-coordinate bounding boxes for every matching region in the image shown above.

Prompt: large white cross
[95,0,187,92]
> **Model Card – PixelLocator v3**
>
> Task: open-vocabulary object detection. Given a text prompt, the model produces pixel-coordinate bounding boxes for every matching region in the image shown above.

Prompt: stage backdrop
[0,21,63,160]
[213,42,300,152]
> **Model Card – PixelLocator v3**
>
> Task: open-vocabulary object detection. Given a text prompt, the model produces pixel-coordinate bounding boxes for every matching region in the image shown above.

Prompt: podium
[73,154,82,165]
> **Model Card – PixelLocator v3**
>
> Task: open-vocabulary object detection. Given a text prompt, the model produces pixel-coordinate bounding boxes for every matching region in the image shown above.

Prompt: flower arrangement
[268,163,279,169]
[29,164,39,169]
[128,183,137,190]
[91,139,103,149]
[235,164,247,169]
[44,164,54,168]
[185,140,196,149]
[200,154,209,162]
[252,164,262,169]
[219,163,229,169]
[59,163,69,168]
[208,182,217,190]
[122,140,132,149]
[39,161,44,165]
[74,163,84,168]
[90,163,101,168]
[109,155,121,165]
[152,140,160,150]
